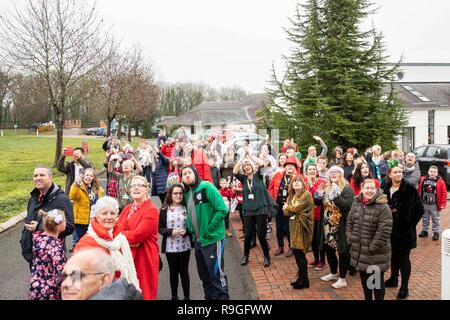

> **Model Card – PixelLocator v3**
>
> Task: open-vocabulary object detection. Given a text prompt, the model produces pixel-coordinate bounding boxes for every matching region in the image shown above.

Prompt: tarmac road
[0,195,257,300]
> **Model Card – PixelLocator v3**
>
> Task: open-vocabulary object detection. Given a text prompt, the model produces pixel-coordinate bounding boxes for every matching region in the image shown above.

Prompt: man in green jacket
[181,165,229,300]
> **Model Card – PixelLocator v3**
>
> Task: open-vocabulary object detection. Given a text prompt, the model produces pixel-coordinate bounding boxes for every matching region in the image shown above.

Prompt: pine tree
[259,0,407,152]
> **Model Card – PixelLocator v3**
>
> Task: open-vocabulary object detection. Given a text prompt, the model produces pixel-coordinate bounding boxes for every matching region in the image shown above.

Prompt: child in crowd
[29,209,67,300]
[219,178,235,237]
[418,165,447,241]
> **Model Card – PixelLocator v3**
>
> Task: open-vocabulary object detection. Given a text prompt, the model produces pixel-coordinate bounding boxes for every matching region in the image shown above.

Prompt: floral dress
[29,232,67,300]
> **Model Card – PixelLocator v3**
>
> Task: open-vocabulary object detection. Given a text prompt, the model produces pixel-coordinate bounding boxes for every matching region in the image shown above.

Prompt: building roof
[157,94,270,126]
[390,82,450,108]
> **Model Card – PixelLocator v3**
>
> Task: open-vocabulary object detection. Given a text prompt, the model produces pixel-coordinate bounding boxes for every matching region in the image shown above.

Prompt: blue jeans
[72,224,89,247]
[194,240,229,300]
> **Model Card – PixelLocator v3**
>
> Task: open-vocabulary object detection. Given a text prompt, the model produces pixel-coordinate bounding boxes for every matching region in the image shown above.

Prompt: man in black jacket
[20,166,74,266]
[57,147,92,194]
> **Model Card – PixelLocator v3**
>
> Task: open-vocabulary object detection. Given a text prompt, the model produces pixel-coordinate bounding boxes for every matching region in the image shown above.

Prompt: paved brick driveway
[229,200,449,300]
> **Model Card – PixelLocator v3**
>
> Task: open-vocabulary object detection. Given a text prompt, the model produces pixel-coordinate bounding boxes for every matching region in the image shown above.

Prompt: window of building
[428,110,435,144]
[190,125,195,135]
[402,127,415,152]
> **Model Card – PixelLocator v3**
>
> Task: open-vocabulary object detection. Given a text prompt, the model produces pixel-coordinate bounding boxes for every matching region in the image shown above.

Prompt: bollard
[0,130,3,137]
[442,229,450,300]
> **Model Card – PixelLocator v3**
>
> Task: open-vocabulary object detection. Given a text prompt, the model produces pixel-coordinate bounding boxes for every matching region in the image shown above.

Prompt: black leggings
[293,249,308,281]
[359,271,385,300]
[324,244,349,278]
[236,203,244,232]
[224,211,230,229]
[390,248,412,289]
[311,220,326,264]
[158,193,167,204]
[166,251,191,298]
[244,214,269,257]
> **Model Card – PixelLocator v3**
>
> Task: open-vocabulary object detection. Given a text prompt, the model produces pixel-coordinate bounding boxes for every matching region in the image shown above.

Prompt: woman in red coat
[118,176,160,300]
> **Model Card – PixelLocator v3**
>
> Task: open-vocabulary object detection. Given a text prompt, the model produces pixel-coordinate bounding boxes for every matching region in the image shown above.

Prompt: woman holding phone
[69,168,104,250]
[108,153,143,212]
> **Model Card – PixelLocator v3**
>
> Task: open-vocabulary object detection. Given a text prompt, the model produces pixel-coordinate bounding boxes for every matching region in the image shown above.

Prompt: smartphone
[64,146,74,156]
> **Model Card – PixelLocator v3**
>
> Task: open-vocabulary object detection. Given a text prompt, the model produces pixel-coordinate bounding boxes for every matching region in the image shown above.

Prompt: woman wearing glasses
[118,176,160,300]
[73,196,141,292]
[158,184,193,300]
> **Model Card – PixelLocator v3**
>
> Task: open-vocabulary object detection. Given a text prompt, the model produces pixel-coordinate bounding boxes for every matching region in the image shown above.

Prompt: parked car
[97,128,106,137]
[413,144,450,187]
[222,132,268,159]
[151,127,161,138]
[84,127,100,136]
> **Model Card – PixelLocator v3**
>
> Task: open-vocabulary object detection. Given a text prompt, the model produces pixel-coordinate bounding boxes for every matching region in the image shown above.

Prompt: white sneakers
[320,273,338,282]
[320,274,347,289]
[331,278,348,289]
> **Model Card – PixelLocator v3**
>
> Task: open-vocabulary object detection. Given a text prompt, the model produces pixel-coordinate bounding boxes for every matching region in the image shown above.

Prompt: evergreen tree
[259,0,407,152]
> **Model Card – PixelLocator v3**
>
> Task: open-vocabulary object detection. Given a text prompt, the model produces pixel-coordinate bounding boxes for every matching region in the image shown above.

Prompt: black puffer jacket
[382,178,424,250]
[347,189,393,273]
[20,184,74,262]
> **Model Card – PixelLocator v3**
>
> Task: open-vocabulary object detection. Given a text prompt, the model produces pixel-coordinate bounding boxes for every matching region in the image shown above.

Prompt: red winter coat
[161,143,175,159]
[268,171,307,201]
[219,187,235,200]
[118,199,159,300]
[192,149,213,183]
[308,178,327,220]
[418,176,447,211]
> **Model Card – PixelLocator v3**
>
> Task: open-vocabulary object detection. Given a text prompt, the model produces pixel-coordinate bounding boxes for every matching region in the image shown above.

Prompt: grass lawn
[0,131,143,223]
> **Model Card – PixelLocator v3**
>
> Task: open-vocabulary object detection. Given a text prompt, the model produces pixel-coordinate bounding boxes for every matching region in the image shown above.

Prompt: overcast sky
[1,0,450,93]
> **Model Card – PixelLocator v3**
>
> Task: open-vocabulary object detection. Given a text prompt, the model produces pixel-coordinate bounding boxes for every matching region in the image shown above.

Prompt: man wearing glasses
[61,248,142,300]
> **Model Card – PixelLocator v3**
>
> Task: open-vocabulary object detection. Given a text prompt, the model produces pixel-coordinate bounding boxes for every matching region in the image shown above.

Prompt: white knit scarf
[86,224,141,292]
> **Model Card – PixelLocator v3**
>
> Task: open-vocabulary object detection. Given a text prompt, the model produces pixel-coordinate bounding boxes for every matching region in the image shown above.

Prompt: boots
[385,276,399,288]
[293,278,310,290]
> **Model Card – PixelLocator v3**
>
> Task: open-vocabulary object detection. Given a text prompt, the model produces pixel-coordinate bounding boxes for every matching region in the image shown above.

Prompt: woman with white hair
[314,166,355,289]
[74,196,141,292]
[108,153,143,211]
[233,154,273,268]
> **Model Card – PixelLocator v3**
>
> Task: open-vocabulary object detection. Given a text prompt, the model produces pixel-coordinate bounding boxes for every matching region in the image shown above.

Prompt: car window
[414,146,427,157]
[425,146,438,158]
[438,148,450,159]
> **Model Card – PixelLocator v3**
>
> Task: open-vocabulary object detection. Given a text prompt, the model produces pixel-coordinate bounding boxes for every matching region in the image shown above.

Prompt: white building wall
[409,110,429,148]
[435,110,450,144]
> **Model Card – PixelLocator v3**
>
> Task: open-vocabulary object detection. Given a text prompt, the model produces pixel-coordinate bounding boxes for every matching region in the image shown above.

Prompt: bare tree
[122,46,159,142]
[0,0,113,165]
[10,73,50,124]
[90,45,131,138]
[0,66,12,125]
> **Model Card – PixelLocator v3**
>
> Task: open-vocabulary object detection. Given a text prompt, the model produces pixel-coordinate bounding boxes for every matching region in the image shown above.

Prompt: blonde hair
[324,172,347,193]
[131,175,149,188]
[38,209,65,233]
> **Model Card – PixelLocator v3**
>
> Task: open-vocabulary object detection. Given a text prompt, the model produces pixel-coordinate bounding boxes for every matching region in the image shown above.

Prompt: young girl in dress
[29,209,67,300]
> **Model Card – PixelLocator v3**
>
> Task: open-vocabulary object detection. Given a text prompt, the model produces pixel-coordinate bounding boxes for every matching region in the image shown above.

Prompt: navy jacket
[20,184,74,262]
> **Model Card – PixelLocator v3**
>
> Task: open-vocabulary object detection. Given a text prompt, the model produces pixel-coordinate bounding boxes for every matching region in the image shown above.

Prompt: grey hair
[34,165,52,177]
[91,196,120,217]
[73,248,115,276]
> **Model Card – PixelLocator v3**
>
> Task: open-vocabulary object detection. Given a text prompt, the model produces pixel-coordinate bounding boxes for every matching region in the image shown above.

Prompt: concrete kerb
[0,168,107,235]
[0,211,26,234]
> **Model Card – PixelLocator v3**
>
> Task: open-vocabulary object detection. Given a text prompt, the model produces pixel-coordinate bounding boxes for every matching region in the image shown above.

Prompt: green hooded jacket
[182,165,228,246]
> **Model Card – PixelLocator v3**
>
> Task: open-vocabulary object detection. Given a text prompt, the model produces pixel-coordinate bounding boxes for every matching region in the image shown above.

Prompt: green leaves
[261,0,407,152]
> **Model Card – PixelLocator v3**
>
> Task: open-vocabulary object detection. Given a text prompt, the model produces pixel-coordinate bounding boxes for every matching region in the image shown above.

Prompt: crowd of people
[19,127,448,301]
